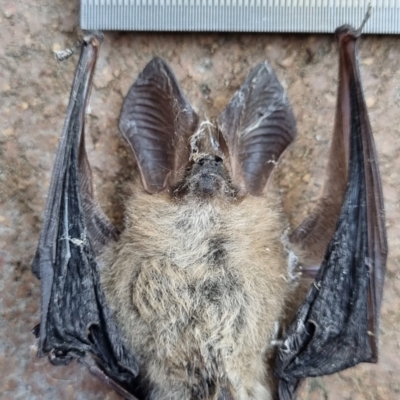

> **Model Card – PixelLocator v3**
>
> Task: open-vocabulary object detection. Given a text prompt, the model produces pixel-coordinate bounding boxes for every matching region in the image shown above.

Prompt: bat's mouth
[194,172,223,196]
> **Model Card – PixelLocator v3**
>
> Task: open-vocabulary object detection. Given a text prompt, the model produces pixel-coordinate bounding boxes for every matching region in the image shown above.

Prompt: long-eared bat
[32,18,387,400]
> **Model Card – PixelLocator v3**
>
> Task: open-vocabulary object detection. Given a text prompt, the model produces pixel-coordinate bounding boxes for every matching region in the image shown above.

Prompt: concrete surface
[0,0,399,399]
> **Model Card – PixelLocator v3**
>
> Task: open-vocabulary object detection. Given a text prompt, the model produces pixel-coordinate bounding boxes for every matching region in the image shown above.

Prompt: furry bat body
[102,171,288,400]
[32,20,387,400]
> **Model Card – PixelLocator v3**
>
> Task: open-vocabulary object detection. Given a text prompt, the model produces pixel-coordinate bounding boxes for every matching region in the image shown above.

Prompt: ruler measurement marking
[81,0,400,33]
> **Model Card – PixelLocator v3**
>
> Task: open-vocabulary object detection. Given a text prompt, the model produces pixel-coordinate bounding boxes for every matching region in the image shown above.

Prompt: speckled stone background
[0,1,399,399]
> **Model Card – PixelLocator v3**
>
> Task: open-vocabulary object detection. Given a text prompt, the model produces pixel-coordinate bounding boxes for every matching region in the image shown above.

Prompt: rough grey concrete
[0,0,399,399]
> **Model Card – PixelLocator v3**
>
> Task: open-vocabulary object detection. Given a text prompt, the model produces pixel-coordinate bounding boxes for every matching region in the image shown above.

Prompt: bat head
[170,118,238,199]
[119,57,296,197]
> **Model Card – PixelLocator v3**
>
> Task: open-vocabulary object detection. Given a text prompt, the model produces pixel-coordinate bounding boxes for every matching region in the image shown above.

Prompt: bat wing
[32,33,139,399]
[275,25,388,399]
[217,61,297,195]
[119,57,199,193]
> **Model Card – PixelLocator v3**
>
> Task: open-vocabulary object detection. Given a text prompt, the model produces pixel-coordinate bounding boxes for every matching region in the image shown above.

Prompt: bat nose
[197,155,223,167]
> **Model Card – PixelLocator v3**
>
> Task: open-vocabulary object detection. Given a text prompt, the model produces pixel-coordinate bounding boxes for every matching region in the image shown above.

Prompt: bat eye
[198,155,223,166]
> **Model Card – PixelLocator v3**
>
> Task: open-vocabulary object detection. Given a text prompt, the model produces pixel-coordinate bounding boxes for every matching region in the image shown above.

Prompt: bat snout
[189,155,230,198]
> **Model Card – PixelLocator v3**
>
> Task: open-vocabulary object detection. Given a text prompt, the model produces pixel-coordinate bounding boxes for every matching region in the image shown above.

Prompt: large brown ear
[217,62,296,195]
[119,57,199,193]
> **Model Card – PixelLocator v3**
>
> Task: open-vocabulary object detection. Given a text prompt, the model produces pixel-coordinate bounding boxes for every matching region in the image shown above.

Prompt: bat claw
[356,3,372,35]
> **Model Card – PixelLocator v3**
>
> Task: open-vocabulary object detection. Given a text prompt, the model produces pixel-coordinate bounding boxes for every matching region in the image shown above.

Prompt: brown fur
[101,172,289,400]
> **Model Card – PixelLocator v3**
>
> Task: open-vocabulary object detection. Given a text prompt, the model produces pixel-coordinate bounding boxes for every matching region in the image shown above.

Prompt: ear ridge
[119,57,198,193]
[218,61,297,195]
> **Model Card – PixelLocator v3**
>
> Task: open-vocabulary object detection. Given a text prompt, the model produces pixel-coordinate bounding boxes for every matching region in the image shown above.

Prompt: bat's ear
[119,57,199,193]
[217,62,296,195]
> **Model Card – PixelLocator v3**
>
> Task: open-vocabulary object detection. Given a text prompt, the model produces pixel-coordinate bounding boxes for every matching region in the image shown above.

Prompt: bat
[31,18,387,400]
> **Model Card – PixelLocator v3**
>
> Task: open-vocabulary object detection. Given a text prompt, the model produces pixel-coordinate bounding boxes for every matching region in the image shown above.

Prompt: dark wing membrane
[275,26,388,400]
[217,62,296,195]
[119,57,198,193]
[32,33,138,399]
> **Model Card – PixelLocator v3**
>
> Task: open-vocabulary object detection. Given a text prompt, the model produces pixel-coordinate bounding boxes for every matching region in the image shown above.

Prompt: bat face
[32,20,387,400]
[174,154,237,199]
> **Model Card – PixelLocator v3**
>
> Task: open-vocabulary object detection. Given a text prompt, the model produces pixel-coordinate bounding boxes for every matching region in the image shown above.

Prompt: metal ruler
[80,0,400,33]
